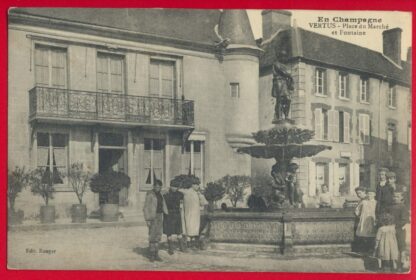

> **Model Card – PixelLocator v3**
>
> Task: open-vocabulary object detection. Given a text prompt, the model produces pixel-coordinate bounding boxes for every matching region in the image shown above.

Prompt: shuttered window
[358,114,370,144]
[144,138,165,187]
[315,68,326,96]
[360,78,370,103]
[388,85,397,108]
[149,60,176,98]
[182,141,204,184]
[35,45,67,88]
[338,73,349,99]
[97,53,124,94]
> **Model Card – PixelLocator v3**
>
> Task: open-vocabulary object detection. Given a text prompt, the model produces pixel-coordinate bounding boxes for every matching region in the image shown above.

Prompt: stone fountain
[205,62,356,255]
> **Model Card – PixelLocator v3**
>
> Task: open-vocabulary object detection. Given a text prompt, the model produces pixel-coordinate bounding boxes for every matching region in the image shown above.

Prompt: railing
[29,87,194,127]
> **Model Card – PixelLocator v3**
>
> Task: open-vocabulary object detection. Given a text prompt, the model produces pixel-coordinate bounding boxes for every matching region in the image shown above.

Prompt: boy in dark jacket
[376,170,394,219]
[163,185,186,254]
[143,180,168,262]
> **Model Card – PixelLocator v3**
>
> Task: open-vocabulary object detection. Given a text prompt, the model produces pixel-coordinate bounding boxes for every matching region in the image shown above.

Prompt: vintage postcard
[7,8,412,273]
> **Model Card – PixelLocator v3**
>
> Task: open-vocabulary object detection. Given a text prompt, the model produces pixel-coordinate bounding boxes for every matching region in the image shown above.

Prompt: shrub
[170,174,200,189]
[90,171,131,204]
[218,175,251,207]
[203,182,226,202]
[29,167,55,206]
[68,163,92,204]
[8,166,30,212]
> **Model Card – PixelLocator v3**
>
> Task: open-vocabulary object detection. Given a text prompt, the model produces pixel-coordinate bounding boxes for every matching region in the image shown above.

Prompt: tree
[68,163,92,204]
[29,167,55,206]
[8,166,30,212]
[218,175,251,207]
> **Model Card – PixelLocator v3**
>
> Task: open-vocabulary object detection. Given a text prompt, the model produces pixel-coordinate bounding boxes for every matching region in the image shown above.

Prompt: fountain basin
[206,208,355,255]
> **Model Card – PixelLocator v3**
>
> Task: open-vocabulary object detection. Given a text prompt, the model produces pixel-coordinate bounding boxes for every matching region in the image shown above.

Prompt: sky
[247,10,412,60]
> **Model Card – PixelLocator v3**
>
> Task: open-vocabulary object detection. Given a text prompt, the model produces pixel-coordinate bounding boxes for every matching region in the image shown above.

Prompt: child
[374,213,399,272]
[376,171,395,218]
[318,184,332,208]
[143,180,168,262]
[352,186,368,253]
[387,191,410,271]
[355,189,377,254]
[163,185,186,254]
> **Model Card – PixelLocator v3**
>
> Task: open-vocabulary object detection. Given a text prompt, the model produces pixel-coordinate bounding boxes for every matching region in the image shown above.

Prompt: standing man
[375,168,394,219]
[143,179,168,262]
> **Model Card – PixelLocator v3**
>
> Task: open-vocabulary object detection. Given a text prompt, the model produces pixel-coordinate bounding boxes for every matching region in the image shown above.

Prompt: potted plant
[90,171,131,222]
[203,182,225,212]
[170,174,200,189]
[8,166,30,225]
[29,167,56,224]
[68,163,91,223]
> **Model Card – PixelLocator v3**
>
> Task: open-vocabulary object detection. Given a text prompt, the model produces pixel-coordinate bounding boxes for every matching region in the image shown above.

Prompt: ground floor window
[143,138,165,187]
[315,162,329,194]
[36,132,68,187]
[338,163,350,196]
[182,140,204,183]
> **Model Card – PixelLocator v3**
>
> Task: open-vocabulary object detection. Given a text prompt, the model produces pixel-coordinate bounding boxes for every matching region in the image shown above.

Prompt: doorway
[98,132,128,206]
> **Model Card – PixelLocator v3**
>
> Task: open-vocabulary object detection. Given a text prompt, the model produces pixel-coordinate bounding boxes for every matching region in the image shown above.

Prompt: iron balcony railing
[29,87,194,127]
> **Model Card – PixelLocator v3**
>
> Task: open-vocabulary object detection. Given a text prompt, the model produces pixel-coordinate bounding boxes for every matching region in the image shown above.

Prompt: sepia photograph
[7,7,412,273]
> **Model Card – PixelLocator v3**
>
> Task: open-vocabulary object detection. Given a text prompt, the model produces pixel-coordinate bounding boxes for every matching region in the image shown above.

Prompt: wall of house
[8,23,258,217]
[258,60,411,206]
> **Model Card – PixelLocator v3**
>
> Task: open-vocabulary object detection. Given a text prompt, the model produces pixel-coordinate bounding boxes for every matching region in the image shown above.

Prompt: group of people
[142,180,208,262]
[353,168,410,272]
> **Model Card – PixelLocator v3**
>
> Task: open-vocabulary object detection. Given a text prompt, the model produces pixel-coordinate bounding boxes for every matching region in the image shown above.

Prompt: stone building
[8,9,411,218]
[8,8,261,218]
[258,10,411,203]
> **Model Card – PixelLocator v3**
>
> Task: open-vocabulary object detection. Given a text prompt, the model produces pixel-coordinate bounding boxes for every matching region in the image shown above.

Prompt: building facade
[8,8,261,218]
[258,11,411,205]
[8,9,411,218]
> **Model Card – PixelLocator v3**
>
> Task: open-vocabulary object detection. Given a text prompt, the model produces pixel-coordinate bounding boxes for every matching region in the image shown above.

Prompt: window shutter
[337,73,340,97]
[350,162,355,189]
[314,68,318,94]
[357,79,361,102]
[314,108,322,140]
[97,55,109,92]
[393,87,397,108]
[346,75,350,99]
[353,162,360,189]
[344,112,350,143]
[328,161,334,195]
[328,110,334,141]
[309,160,316,196]
[51,49,67,88]
[358,114,363,144]
[333,162,339,196]
[324,70,329,96]
[365,115,370,144]
[333,110,340,142]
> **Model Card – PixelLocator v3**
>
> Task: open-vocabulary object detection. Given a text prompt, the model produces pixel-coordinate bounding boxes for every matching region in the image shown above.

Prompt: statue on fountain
[238,60,331,210]
[271,62,294,122]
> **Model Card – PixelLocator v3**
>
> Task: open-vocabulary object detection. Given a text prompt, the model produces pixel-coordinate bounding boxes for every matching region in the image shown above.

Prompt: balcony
[29,87,194,128]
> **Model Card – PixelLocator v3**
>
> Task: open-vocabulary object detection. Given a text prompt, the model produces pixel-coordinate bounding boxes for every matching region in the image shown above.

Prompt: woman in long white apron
[179,184,205,248]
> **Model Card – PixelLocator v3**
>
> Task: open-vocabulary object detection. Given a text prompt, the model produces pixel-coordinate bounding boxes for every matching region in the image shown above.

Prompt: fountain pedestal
[206,208,356,255]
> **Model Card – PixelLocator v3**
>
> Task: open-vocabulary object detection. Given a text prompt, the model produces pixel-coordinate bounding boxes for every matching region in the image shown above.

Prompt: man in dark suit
[375,168,394,219]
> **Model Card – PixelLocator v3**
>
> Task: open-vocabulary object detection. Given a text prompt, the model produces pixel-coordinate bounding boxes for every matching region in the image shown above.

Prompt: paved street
[7,225,373,272]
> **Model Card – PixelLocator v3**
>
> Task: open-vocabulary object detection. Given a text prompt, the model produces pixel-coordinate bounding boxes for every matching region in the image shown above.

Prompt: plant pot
[71,204,87,223]
[40,205,55,224]
[8,209,24,225]
[100,203,119,222]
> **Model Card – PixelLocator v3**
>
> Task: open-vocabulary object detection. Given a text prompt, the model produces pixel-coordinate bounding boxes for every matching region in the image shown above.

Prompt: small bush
[203,182,226,202]
[217,175,251,207]
[170,174,200,189]
[29,167,55,206]
[90,171,131,204]
[8,166,30,211]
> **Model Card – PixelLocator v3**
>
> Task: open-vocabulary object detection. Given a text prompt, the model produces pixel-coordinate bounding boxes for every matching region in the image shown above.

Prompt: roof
[9,8,222,46]
[260,27,411,85]
[218,10,256,46]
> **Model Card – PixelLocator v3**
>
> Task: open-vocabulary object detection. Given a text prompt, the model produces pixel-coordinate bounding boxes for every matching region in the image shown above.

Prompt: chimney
[262,10,292,40]
[406,47,412,63]
[382,28,402,66]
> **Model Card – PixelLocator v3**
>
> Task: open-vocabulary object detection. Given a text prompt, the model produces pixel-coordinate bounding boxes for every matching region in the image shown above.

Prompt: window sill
[315,93,328,98]
[359,101,370,105]
[338,96,350,101]
[388,106,397,110]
